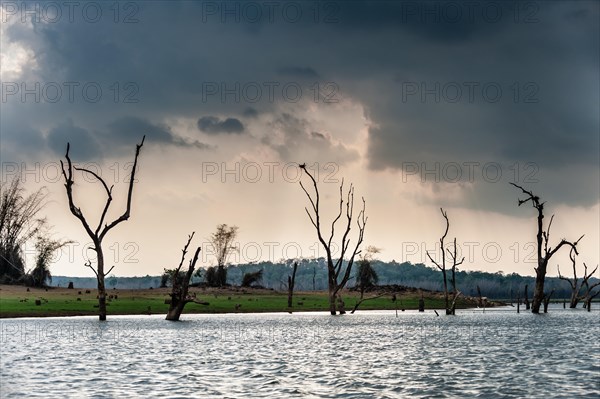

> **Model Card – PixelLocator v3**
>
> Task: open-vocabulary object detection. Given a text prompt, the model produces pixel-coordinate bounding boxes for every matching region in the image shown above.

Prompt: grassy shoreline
[0,284,492,318]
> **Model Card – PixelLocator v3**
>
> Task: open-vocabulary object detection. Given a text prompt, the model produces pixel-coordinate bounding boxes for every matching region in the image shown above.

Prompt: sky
[1,1,598,278]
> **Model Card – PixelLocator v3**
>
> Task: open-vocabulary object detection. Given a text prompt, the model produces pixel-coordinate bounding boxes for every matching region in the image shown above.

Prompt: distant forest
[51,259,596,300]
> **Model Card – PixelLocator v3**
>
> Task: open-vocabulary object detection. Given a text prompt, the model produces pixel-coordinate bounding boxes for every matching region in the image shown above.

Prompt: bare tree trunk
[517,288,521,313]
[524,285,530,310]
[583,284,600,312]
[447,238,462,316]
[329,292,337,315]
[337,294,346,314]
[532,274,546,313]
[477,285,485,312]
[166,301,186,321]
[570,292,579,308]
[543,289,554,313]
[96,248,107,320]
[442,268,449,314]
[287,262,298,309]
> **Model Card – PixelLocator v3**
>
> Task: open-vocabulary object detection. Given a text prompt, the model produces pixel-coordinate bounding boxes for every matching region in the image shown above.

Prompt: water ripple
[1,308,599,398]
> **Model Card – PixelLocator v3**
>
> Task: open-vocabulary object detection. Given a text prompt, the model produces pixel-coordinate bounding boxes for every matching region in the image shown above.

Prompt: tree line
[49,258,599,300]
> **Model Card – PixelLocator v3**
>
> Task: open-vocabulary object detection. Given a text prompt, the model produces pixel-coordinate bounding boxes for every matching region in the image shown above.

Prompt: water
[1,306,599,398]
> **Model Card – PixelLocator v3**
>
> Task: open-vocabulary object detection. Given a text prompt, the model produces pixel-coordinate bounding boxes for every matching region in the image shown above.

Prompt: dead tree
[542,289,554,313]
[477,285,485,311]
[524,284,530,310]
[426,208,464,315]
[558,247,598,308]
[299,165,367,315]
[510,183,583,314]
[418,292,425,312]
[287,261,298,309]
[582,264,600,312]
[447,237,464,314]
[61,136,144,321]
[166,233,208,321]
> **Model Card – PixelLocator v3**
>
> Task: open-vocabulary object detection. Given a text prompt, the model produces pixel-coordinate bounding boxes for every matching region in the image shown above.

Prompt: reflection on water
[1,307,599,398]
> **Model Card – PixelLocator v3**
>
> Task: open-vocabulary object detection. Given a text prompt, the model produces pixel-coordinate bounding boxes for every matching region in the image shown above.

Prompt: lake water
[1,306,599,398]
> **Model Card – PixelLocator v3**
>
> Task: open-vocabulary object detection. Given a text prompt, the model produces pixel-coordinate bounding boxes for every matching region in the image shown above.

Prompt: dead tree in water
[166,233,208,321]
[287,261,298,309]
[299,164,367,315]
[477,285,485,312]
[582,266,600,312]
[426,208,464,315]
[510,183,583,314]
[558,247,598,308]
[524,285,530,310]
[542,289,554,313]
[61,136,144,321]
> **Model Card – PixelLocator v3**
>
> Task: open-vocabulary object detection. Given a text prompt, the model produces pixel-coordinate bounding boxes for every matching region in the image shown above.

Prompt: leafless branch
[84,260,98,278]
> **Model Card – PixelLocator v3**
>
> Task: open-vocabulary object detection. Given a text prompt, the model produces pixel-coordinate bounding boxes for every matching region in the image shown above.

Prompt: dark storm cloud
[242,107,259,118]
[1,1,597,209]
[47,121,101,161]
[197,116,245,135]
[276,66,320,79]
[107,116,212,150]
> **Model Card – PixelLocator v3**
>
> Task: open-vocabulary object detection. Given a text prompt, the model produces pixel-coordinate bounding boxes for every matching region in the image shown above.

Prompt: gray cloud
[197,116,245,135]
[262,113,359,166]
[1,1,597,211]
[277,66,319,79]
[242,107,259,118]
[47,120,102,161]
[107,116,211,150]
